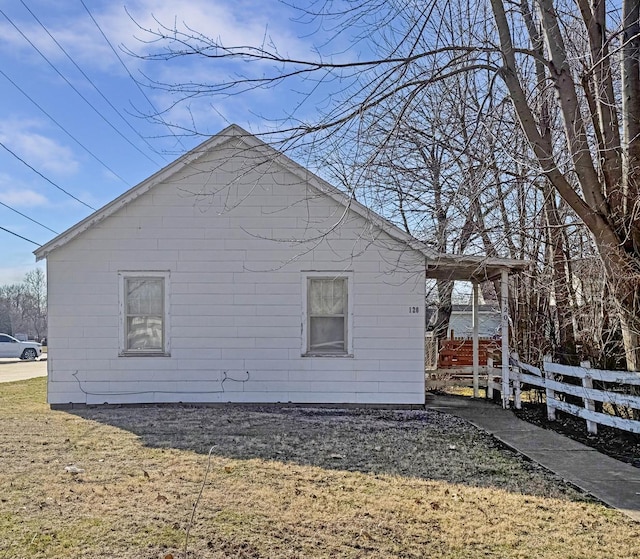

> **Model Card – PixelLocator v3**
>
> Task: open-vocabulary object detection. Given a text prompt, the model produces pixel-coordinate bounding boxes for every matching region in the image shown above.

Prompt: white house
[447,305,502,339]
[35,125,526,407]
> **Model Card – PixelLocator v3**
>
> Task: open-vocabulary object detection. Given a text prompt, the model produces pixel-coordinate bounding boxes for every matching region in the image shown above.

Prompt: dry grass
[1,378,639,559]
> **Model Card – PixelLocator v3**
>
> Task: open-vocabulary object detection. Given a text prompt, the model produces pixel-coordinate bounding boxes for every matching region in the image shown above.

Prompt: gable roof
[34,124,527,282]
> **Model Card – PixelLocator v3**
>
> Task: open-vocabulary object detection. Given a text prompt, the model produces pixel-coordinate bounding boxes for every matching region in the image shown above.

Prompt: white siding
[46,143,426,405]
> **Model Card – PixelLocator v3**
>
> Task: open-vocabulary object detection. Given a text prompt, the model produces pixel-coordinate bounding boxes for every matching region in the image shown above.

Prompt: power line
[0,67,129,187]
[0,225,41,246]
[0,7,162,167]
[19,0,168,165]
[80,0,186,150]
[0,140,96,211]
[0,200,58,234]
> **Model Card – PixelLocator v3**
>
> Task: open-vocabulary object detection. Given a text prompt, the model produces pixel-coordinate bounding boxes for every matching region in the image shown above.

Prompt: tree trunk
[604,255,640,371]
[543,185,576,362]
[620,0,640,371]
[432,279,453,341]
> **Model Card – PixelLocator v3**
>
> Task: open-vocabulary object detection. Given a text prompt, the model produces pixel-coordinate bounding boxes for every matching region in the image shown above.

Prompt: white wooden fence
[487,355,640,435]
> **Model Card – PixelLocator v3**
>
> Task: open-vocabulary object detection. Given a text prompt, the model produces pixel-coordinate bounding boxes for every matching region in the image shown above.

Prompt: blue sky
[0,0,334,284]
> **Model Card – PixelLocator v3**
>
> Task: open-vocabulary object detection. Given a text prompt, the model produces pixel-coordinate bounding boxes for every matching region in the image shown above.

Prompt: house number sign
[409,306,420,314]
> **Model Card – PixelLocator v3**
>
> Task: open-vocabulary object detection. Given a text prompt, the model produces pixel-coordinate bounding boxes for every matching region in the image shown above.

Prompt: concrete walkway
[427,393,640,522]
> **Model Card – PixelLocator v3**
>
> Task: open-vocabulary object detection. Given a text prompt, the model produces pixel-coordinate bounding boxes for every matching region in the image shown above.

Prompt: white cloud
[0,188,48,207]
[0,6,116,73]
[0,120,79,177]
[0,1,316,74]
[117,0,314,60]
[0,171,50,208]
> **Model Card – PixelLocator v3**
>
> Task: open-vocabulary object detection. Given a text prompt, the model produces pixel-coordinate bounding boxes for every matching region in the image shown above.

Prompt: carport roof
[424,253,530,282]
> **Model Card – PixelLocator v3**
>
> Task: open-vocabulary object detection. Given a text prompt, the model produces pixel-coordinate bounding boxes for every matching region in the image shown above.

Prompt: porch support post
[501,268,510,408]
[472,281,479,398]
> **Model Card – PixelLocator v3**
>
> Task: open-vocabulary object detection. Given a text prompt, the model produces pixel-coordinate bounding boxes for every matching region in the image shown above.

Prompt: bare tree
[23,269,47,340]
[134,0,640,369]
[0,269,47,340]
[490,0,639,368]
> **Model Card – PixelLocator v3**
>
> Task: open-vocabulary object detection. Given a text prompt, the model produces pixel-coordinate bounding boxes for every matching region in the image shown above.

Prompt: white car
[0,334,42,360]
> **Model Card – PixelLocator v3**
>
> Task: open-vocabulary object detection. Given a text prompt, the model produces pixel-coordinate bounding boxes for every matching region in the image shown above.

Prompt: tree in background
[0,269,47,341]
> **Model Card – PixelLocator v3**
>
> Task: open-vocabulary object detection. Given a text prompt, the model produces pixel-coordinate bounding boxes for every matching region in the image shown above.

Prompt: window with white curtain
[119,272,170,355]
[304,274,352,356]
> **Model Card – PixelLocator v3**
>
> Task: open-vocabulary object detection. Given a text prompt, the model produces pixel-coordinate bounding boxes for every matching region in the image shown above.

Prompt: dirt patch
[69,404,586,491]
[513,402,640,467]
[2,378,640,559]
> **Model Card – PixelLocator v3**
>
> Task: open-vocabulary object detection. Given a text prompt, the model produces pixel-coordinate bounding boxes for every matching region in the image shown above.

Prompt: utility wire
[0,225,41,246]
[80,0,186,150]
[0,200,58,234]
[19,0,168,164]
[0,140,96,211]
[0,7,162,167]
[0,68,129,187]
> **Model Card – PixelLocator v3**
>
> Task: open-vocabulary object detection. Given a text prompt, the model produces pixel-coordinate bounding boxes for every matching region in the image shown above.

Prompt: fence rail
[488,355,640,436]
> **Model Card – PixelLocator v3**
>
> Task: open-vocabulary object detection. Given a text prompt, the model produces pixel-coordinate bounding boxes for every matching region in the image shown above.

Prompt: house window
[303,274,352,356]
[119,272,170,356]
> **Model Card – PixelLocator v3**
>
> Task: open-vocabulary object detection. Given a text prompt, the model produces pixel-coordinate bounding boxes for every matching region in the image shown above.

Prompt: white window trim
[301,271,353,357]
[118,271,171,357]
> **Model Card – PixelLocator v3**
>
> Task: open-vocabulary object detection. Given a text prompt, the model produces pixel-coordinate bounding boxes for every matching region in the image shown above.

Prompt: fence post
[487,357,494,400]
[511,352,521,409]
[543,354,556,421]
[580,360,598,435]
